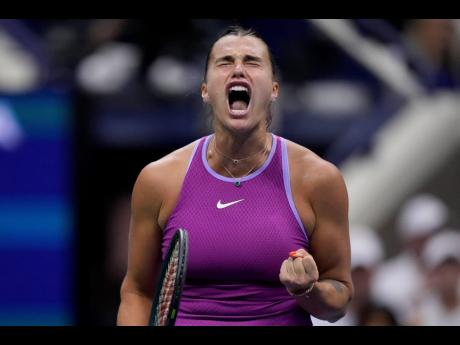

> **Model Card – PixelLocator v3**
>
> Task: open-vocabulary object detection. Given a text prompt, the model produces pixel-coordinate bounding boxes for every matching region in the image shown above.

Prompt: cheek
[205,88,224,106]
[206,79,226,99]
[253,78,276,101]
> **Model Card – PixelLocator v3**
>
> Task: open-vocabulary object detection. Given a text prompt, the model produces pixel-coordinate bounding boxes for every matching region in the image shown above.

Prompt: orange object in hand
[289,251,304,258]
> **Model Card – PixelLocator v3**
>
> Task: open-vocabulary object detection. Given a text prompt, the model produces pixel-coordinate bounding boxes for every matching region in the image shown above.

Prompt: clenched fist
[279,248,319,296]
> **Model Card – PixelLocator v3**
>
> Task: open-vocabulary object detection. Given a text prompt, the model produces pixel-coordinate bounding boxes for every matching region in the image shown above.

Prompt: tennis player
[117,26,353,326]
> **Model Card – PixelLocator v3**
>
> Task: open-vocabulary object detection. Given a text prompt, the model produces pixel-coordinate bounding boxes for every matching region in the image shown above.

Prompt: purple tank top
[162,134,312,326]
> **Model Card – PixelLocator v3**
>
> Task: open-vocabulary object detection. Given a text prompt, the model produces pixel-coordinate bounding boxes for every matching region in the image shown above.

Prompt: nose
[232,61,245,78]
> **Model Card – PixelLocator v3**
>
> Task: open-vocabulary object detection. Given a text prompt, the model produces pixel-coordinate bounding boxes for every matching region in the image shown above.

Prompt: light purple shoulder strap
[280,136,308,241]
[185,137,206,174]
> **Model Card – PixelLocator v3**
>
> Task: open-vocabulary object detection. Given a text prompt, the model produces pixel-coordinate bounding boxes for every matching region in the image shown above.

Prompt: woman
[117,26,353,326]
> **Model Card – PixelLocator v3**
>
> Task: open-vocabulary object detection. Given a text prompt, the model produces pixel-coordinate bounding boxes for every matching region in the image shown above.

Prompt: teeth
[230,85,248,92]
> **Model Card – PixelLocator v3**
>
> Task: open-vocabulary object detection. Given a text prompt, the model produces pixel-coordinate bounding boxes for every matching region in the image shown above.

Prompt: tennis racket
[149,228,189,326]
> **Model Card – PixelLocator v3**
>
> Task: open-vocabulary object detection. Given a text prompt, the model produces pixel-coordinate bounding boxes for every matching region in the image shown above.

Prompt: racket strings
[156,244,179,325]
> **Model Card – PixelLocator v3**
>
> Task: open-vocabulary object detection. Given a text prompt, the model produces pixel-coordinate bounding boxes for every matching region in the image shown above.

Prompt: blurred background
[0,19,459,326]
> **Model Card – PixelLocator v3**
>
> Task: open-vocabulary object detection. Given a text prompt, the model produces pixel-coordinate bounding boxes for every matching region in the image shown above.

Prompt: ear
[271,81,279,101]
[201,83,210,103]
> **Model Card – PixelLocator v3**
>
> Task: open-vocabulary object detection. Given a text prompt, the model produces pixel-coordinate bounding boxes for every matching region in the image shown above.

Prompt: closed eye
[215,55,263,67]
[244,56,263,66]
[215,56,234,67]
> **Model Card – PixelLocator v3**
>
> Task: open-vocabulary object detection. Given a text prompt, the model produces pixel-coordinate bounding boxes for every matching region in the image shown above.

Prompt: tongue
[230,100,248,110]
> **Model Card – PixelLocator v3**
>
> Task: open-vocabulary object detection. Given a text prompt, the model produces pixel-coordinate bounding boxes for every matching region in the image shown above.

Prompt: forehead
[210,35,270,61]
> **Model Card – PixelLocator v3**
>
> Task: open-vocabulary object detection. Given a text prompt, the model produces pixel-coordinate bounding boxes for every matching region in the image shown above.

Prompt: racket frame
[149,228,188,326]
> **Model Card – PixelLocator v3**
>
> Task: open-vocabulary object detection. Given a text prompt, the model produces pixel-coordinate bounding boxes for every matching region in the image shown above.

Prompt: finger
[293,250,312,260]
[289,248,309,259]
[279,260,291,282]
[292,257,306,276]
[296,248,309,257]
[285,259,295,276]
[289,251,303,259]
[302,255,319,281]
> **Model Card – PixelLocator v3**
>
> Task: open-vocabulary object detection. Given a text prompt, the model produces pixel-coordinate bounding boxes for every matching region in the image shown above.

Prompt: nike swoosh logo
[217,199,244,209]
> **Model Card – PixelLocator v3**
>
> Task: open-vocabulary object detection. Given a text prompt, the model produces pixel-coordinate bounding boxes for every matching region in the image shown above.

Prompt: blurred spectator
[13,19,221,95]
[0,22,42,92]
[313,225,385,325]
[77,41,141,95]
[371,193,449,325]
[411,229,460,325]
[75,20,219,98]
[402,19,460,90]
[358,303,399,326]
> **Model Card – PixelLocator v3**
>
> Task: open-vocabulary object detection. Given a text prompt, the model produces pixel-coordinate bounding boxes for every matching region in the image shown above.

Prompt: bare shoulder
[284,138,347,206]
[138,140,198,183]
[133,139,199,207]
[285,139,343,185]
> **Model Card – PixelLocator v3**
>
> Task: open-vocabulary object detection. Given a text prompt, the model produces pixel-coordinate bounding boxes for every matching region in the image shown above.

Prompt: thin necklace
[212,136,269,187]
[222,158,262,187]
[213,136,268,165]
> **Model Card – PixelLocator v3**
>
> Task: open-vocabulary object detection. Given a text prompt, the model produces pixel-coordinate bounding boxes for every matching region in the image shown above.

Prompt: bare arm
[280,160,353,322]
[117,164,164,326]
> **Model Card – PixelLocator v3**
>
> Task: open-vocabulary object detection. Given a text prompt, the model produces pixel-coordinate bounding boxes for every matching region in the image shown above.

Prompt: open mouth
[227,84,251,114]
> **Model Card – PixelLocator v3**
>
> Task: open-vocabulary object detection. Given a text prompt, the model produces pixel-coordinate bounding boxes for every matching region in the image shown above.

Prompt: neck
[207,125,272,178]
[212,123,269,159]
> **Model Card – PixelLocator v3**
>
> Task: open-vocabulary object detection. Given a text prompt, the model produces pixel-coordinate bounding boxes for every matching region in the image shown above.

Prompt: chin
[225,118,261,135]
[214,109,265,134]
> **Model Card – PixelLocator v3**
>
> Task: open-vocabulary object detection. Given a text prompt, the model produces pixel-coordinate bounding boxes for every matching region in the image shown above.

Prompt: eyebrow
[215,54,263,64]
